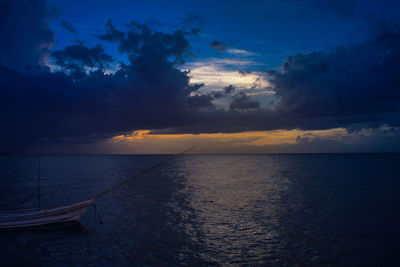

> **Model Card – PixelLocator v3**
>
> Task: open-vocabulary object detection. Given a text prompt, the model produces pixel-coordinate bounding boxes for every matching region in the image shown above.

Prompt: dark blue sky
[1,0,400,153]
[48,0,399,69]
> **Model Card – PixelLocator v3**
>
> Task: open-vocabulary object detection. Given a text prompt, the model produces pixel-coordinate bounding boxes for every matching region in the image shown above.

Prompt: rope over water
[89,145,196,201]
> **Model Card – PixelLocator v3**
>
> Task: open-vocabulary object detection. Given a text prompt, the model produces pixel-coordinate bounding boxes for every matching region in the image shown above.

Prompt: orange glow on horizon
[108,128,348,153]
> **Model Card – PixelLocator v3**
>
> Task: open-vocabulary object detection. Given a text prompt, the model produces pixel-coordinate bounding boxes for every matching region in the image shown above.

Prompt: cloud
[98,19,125,43]
[185,58,269,91]
[0,9,197,152]
[99,20,190,64]
[1,0,400,153]
[187,95,214,109]
[224,84,235,94]
[227,48,257,56]
[0,61,193,152]
[105,128,348,153]
[229,92,260,110]
[98,126,400,154]
[265,22,400,128]
[189,84,236,107]
[0,0,55,71]
[60,20,77,34]
[209,40,227,53]
[154,21,400,134]
[181,12,205,28]
[184,59,272,110]
[52,44,113,74]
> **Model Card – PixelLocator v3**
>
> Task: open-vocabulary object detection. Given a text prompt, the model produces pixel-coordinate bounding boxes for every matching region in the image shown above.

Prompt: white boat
[0,146,195,230]
[0,199,94,229]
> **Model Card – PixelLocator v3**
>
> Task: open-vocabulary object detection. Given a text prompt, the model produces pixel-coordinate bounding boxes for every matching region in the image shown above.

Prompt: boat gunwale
[0,203,92,229]
[0,199,94,219]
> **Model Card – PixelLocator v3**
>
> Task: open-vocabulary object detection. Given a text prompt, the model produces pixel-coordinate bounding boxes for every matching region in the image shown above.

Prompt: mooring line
[88,146,196,201]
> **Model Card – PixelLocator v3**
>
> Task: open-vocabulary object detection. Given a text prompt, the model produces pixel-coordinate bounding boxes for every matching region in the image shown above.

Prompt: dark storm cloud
[229,92,260,110]
[208,91,224,99]
[1,0,400,153]
[224,85,235,94]
[187,84,238,108]
[52,44,113,72]
[187,82,205,93]
[202,85,236,101]
[238,70,252,76]
[154,21,400,134]
[0,0,55,70]
[0,58,194,152]
[60,20,77,34]
[99,20,190,65]
[190,84,236,104]
[98,19,125,43]
[187,95,214,109]
[0,6,198,152]
[209,40,227,53]
[267,22,400,123]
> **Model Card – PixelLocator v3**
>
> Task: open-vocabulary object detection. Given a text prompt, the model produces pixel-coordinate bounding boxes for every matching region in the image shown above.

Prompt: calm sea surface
[0,154,399,266]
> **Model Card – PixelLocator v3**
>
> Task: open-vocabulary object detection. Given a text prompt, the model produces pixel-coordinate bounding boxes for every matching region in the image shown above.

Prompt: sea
[0,154,399,266]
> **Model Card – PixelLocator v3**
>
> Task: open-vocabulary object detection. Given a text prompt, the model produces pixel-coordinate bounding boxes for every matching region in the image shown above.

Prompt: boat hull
[0,199,94,229]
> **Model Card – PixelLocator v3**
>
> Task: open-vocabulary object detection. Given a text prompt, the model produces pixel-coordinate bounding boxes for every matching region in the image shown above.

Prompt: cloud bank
[0,0,399,153]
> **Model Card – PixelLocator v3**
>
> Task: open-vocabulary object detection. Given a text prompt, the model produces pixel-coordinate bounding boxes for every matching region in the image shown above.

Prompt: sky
[1,0,400,153]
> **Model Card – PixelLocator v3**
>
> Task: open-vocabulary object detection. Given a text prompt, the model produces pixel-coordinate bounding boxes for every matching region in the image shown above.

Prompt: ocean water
[0,154,399,266]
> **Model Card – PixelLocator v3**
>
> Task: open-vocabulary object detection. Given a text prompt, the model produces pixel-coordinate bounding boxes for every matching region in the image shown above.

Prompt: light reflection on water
[176,156,285,264]
[0,154,399,265]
